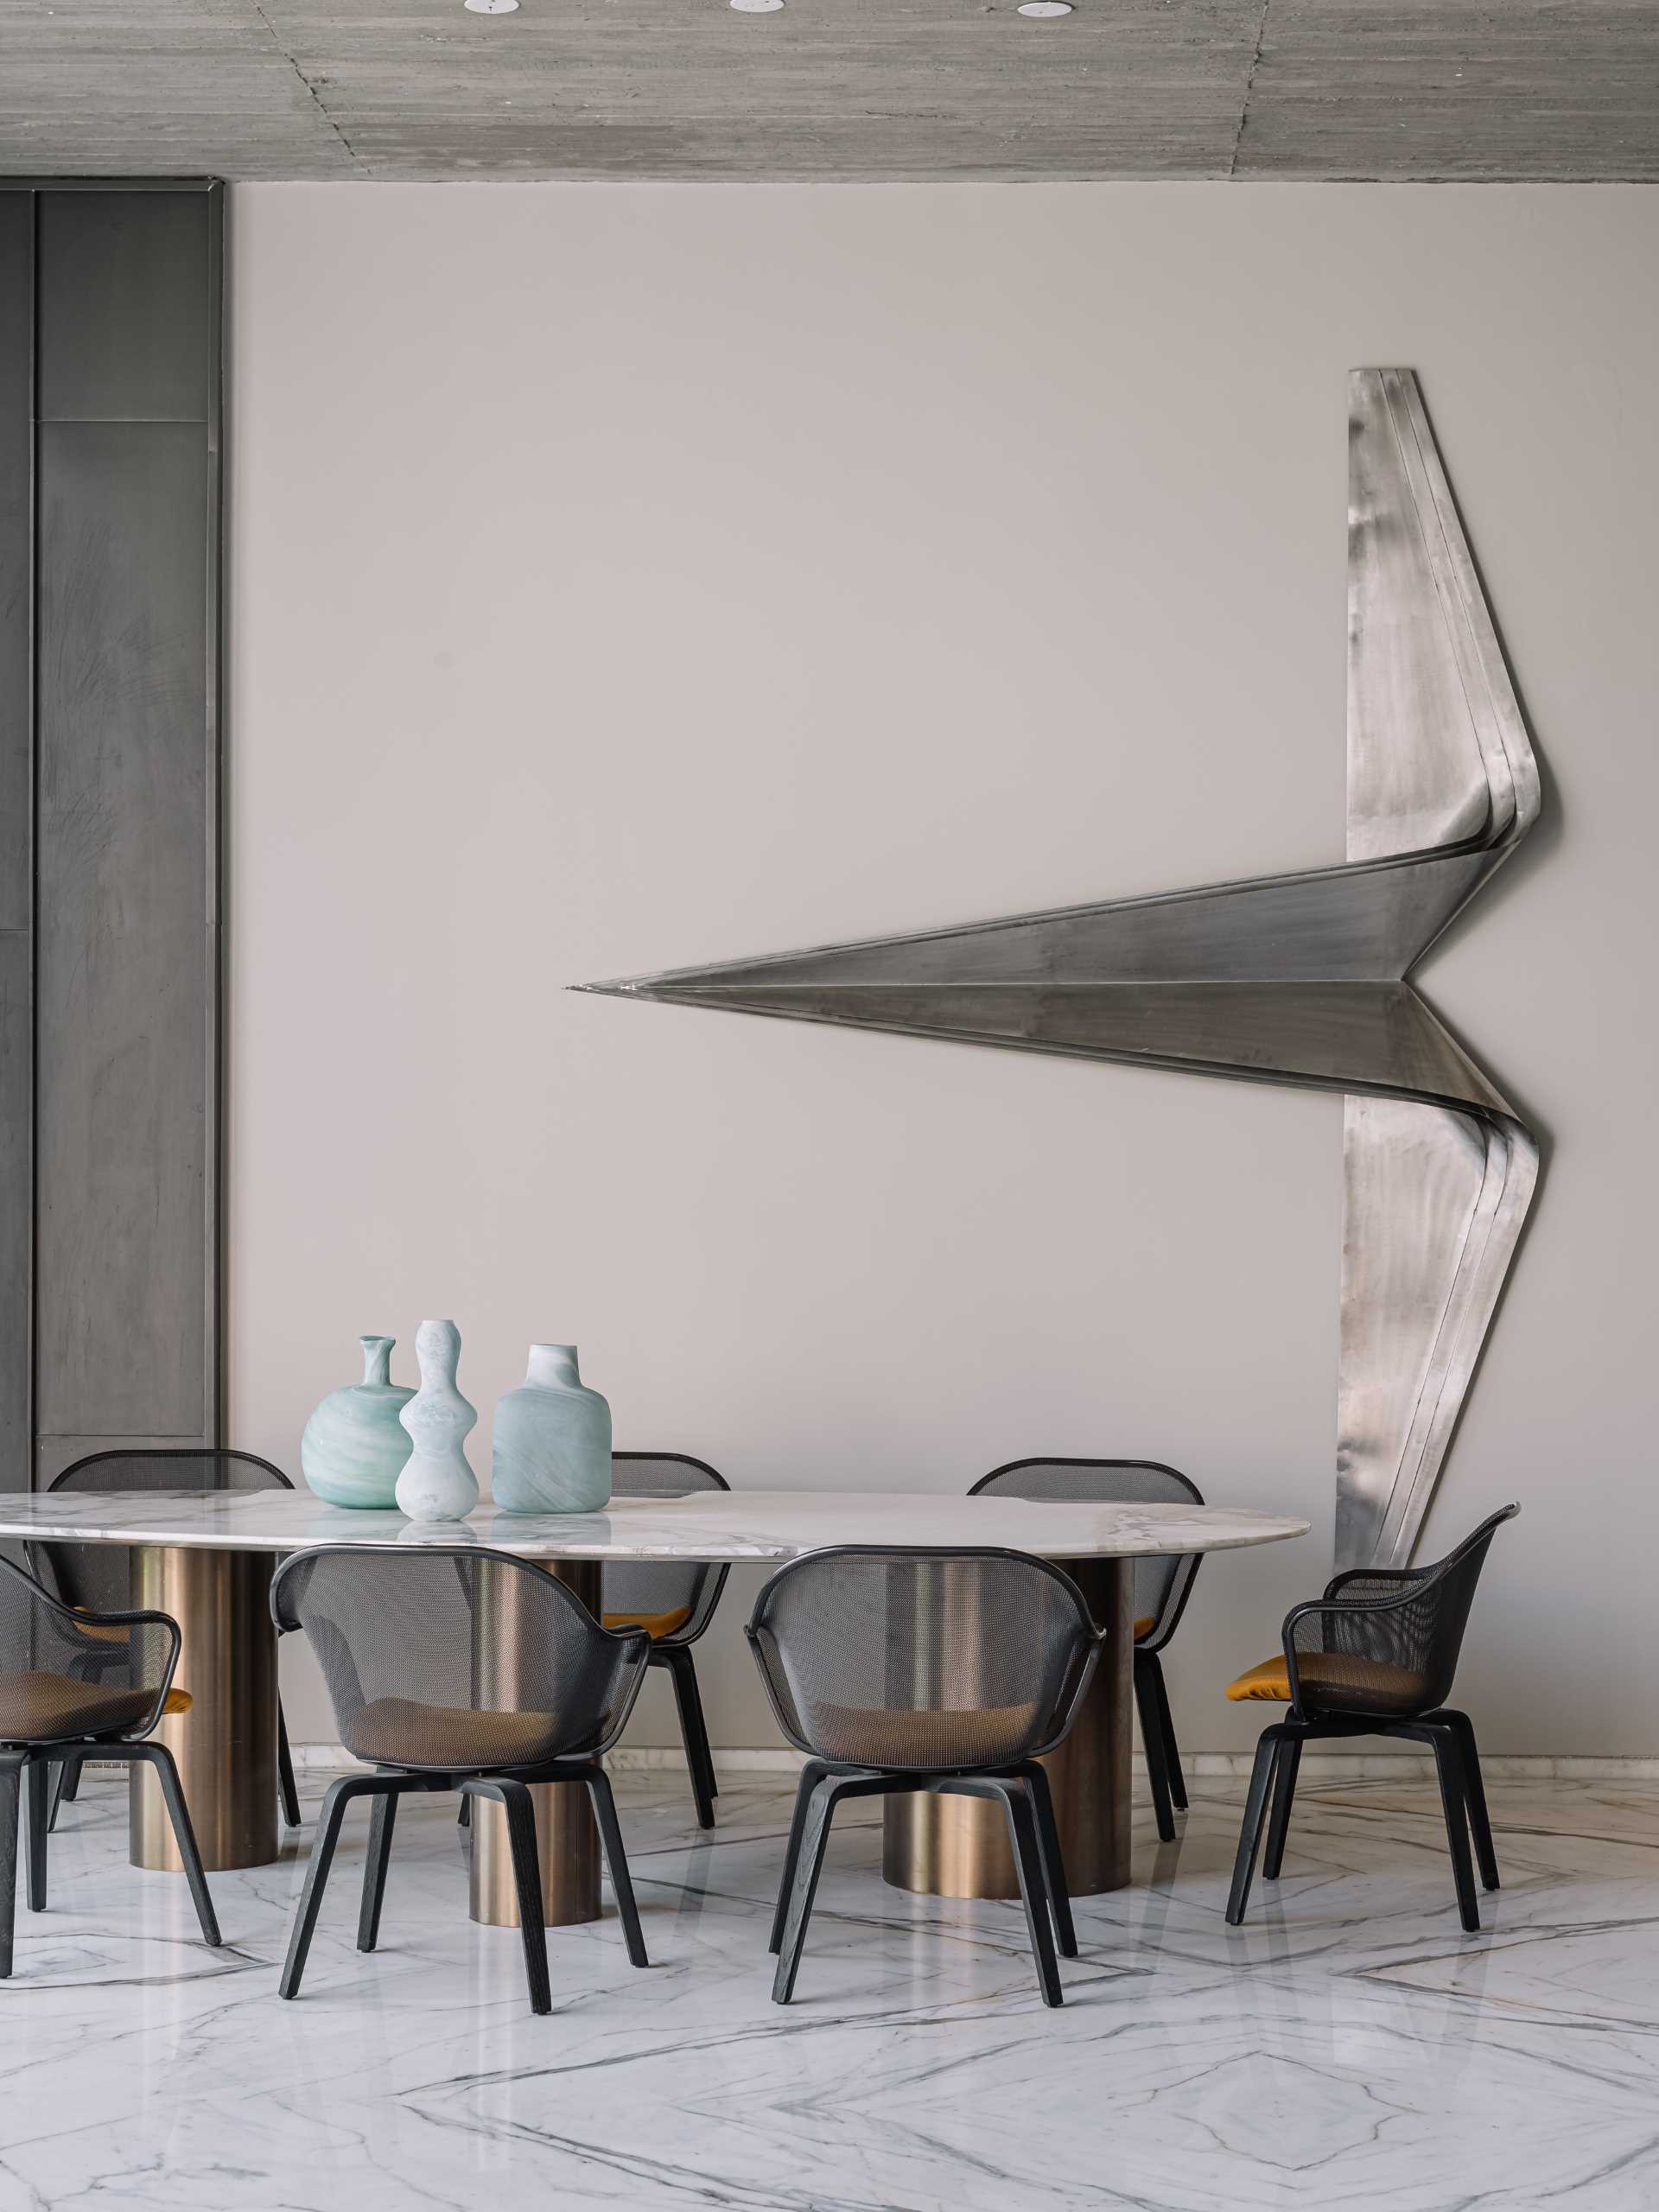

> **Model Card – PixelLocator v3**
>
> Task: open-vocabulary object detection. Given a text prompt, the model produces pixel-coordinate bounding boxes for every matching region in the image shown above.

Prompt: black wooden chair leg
[281,1774,360,1997]
[585,1768,649,1967]
[1262,1734,1302,1880]
[1019,1761,1077,1958]
[1151,1656,1187,1812]
[489,1779,553,2015]
[25,1758,48,1912]
[358,1790,397,1953]
[1227,1728,1286,1926]
[772,1774,843,2005]
[131,1743,221,1948]
[48,1751,82,1833]
[0,1758,21,1977]
[1135,1657,1177,1843]
[1434,1710,1499,1891]
[664,1648,717,1830]
[457,1796,470,1829]
[277,1706,302,1830]
[769,1759,829,1955]
[997,1782,1064,2007]
[1427,1728,1481,1932]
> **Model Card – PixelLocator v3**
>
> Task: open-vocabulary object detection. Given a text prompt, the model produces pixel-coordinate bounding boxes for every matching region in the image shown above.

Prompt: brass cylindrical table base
[470,1560,603,1929]
[883,1556,1135,1899]
[129,1544,280,1874]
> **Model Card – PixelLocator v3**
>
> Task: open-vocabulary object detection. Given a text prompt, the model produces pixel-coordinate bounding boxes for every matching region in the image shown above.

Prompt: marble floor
[0,1766,1655,2210]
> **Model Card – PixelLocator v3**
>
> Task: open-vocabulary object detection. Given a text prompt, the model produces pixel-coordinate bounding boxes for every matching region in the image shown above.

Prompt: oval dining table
[0,1487,1308,1928]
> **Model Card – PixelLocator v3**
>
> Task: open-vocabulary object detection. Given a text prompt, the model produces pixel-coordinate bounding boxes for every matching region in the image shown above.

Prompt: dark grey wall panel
[0,935,28,1493]
[36,191,212,423]
[0,194,30,931]
[35,418,213,1446]
[0,194,32,1492]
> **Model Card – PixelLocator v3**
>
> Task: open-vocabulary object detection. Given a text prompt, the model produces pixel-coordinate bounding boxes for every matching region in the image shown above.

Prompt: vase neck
[359,1334,394,1388]
[415,1319,462,1392]
[526,1343,582,1390]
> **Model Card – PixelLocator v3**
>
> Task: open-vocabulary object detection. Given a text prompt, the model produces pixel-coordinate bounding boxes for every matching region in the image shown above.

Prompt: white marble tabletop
[0,1487,1308,1560]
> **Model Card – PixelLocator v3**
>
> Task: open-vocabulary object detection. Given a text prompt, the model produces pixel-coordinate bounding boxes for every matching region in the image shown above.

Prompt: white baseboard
[281,1744,1659,1783]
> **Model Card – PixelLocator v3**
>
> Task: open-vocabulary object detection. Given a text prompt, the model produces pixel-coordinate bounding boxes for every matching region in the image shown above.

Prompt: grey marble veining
[1,1769,1656,2209]
[0,1487,1310,1561]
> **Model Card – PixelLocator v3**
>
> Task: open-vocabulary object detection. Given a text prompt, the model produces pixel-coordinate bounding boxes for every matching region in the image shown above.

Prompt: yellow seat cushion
[602,1606,692,1641]
[0,1671,172,1741]
[71,1609,131,1645]
[162,1688,193,1717]
[1225,1652,1425,1707]
[1134,1616,1155,1641]
[1226,1656,1295,1701]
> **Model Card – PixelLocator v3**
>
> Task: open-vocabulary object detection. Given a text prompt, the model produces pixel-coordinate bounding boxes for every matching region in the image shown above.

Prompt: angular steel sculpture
[581,371,1541,1568]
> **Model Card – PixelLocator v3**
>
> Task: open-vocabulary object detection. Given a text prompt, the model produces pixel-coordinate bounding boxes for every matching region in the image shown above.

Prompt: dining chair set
[0,1446,1520,2015]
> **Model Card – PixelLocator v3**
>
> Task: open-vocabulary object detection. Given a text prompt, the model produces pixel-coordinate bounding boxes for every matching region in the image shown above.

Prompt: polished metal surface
[883,1558,1135,1900]
[128,1544,279,1874]
[582,371,1541,1571]
[469,1559,603,1929]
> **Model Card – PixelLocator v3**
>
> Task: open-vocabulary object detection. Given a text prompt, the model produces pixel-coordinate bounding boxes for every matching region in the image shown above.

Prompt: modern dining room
[1,12,1657,2211]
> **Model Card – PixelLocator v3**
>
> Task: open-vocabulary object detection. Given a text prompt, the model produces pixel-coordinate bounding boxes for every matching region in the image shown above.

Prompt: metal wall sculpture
[581,371,1541,1568]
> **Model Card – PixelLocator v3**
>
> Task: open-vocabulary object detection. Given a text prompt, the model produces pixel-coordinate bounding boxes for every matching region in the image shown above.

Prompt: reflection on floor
[0,1768,1654,2209]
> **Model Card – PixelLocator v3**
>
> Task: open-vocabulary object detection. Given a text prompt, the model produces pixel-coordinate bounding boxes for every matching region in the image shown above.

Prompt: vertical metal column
[2,181,223,1487]
[883,1557,1135,1899]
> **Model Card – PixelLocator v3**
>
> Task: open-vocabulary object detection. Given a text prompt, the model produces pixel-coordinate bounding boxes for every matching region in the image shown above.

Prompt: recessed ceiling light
[464,0,518,13]
[1017,2,1073,14]
[731,0,785,12]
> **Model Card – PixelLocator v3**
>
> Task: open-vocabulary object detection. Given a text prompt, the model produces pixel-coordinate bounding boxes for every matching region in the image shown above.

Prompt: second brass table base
[884,1558,1135,1899]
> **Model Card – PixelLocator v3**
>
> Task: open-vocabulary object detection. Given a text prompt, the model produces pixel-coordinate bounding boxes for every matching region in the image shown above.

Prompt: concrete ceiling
[3,0,1657,182]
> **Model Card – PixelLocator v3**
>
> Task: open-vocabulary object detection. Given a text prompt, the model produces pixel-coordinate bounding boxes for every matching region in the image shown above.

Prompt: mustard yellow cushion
[71,1608,130,1645]
[603,1606,692,1640]
[1225,1651,1427,1707]
[1134,1616,1155,1641]
[162,1688,193,1718]
[1226,1656,1294,1701]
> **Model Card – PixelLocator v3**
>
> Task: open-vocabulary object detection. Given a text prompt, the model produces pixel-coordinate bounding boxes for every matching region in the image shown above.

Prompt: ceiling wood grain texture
[2,0,1656,181]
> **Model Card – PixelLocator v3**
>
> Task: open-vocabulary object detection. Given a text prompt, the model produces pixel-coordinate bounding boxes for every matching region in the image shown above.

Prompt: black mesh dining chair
[0,1550,221,1974]
[1224,1503,1519,1932]
[272,1544,653,2015]
[45,1449,304,1832]
[971,1459,1204,1843]
[602,1454,731,1830]
[747,1546,1103,2008]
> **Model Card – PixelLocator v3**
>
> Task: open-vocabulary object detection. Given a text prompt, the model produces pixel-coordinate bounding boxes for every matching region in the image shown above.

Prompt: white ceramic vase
[395,1319,480,1522]
[492,1344,613,1515]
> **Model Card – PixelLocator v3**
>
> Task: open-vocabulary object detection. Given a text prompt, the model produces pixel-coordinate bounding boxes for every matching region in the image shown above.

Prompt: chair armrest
[1279,1586,1424,1714]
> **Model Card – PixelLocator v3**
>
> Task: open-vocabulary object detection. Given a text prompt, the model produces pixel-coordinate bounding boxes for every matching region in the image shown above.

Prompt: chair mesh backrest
[603,1455,729,1641]
[971,1460,1204,1643]
[749,1548,1097,1773]
[45,1449,290,1616]
[1293,1508,1517,1718]
[0,1554,172,1745]
[274,1547,646,1771]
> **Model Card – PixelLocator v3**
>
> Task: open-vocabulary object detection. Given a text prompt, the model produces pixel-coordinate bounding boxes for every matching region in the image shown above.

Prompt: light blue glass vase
[492,1344,613,1515]
[300,1334,415,1508]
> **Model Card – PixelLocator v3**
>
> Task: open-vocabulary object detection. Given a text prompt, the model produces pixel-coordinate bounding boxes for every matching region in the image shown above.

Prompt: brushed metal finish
[469,1559,603,1929]
[128,1543,279,1873]
[27,184,223,1478]
[582,370,1541,1572]
[36,190,213,423]
[0,194,29,1499]
[884,1558,1135,1899]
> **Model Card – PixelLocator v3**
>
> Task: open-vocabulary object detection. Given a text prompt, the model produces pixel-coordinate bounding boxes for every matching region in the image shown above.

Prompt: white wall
[229,182,1659,1757]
